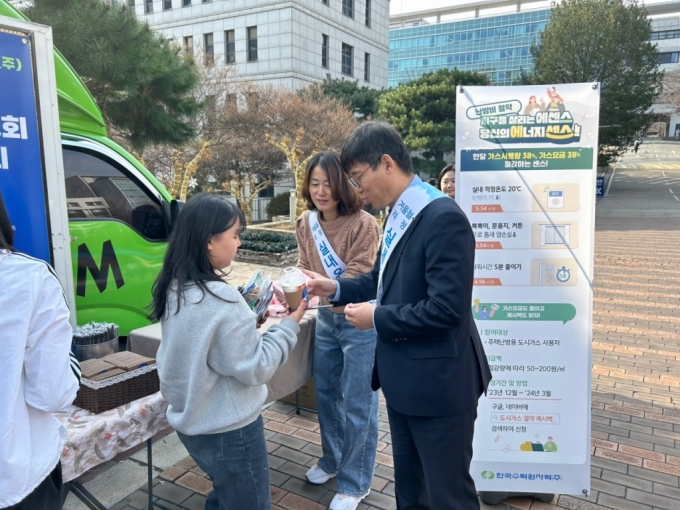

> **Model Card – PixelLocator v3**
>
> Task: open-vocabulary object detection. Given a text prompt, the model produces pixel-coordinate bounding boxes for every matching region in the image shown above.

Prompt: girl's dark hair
[148,193,245,321]
[301,151,363,216]
[0,191,15,251]
[437,164,455,191]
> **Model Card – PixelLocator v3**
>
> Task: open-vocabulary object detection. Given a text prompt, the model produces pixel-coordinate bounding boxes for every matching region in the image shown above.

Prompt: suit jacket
[336,196,492,417]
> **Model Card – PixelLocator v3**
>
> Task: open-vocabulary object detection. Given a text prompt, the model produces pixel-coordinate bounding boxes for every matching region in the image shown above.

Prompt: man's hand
[301,269,337,298]
[344,302,376,330]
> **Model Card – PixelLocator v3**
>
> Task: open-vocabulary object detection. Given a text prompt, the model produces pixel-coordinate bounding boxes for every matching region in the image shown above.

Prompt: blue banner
[0,30,51,262]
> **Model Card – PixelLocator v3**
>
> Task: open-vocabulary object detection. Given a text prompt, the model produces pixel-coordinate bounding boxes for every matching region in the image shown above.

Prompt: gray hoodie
[158,281,299,435]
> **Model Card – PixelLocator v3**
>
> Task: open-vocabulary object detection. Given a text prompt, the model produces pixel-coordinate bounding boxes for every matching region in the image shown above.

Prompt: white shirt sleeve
[23,266,79,412]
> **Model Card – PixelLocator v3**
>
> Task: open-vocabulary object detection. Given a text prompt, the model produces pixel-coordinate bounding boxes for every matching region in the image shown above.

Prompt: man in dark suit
[304,121,492,509]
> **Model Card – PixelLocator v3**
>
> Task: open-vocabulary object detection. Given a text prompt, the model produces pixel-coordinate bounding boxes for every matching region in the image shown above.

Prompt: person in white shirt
[0,191,81,510]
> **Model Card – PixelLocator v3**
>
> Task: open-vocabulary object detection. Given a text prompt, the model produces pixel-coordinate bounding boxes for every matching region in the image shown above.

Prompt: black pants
[7,462,63,510]
[387,405,479,510]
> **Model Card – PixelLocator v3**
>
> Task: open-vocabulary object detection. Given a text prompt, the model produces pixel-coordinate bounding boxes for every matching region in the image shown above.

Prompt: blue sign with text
[0,30,51,262]
[596,176,605,197]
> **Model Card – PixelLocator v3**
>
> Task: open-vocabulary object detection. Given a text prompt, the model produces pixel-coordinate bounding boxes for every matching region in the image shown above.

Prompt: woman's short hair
[301,151,363,216]
[0,191,15,251]
[437,164,455,191]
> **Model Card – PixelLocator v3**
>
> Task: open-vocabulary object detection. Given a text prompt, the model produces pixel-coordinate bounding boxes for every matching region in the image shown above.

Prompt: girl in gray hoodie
[149,193,306,509]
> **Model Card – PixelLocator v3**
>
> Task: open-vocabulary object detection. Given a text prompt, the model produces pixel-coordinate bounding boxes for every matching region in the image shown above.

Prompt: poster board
[457,83,599,496]
[0,16,75,322]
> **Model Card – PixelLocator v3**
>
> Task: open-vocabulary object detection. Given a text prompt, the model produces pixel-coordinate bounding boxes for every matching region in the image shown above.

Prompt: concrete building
[134,0,389,89]
[388,0,680,89]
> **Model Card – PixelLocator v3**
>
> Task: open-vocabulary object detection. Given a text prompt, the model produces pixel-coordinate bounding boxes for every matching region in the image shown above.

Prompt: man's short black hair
[340,121,413,176]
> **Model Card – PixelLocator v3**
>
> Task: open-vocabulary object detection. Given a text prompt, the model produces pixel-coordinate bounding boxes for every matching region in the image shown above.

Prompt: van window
[63,148,168,241]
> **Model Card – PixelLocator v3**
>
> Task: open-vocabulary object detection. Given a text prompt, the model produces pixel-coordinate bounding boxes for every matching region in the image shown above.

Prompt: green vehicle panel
[1,0,174,336]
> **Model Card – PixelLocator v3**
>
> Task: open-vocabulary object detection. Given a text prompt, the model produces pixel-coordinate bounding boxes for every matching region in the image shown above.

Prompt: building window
[342,0,353,18]
[204,33,214,65]
[202,0,210,3]
[144,0,153,13]
[342,43,353,76]
[658,52,679,64]
[364,52,370,82]
[225,30,236,64]
[365,0,371,27]
[163,0,171,10]
[322,34,329,68]
[182,0,190,6]
[247,26,258,62]
[651,29,680,41]
[183,36,193,55]
[322,0,328,4]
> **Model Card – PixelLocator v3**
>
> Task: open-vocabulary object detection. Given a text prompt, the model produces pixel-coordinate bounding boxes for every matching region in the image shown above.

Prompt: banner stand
[479,491,554,506]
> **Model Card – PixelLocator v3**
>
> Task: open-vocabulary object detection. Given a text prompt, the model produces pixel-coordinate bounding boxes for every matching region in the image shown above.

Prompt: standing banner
[457,83,599,496]
[0,16,76,321]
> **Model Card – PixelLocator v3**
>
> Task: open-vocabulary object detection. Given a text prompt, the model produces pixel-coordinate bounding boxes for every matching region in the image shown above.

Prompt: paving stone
[278,492,326,510]
[175,472,213,496]
[277,460,311,480]
[374,464,395,481]
[269,432,309,450]
[301,443,324,458]
[159,466,186,482]
[371,476,389,492]
[271,485,287,504]
[151,481,194,504]
[269,453,288,470]
[627,488,679,510]
[600,469,653,492]
[628,466,679,487]
[270,469,292,487]
[362,490,397,510]
[271,445,314,466]
[597,493,653,510]
[590,477,626,497]
[174,456,197,470]
[122,491,149,510]
[556,494,616,509]
[179,493,207,510]
[590,455,630,473]
[281,476,328,502]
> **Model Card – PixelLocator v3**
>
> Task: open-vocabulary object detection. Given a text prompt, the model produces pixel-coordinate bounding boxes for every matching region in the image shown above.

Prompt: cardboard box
[279,377,317,411]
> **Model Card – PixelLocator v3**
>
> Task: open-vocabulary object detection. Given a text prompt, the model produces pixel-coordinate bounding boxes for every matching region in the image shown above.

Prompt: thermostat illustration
[547,190,564,209]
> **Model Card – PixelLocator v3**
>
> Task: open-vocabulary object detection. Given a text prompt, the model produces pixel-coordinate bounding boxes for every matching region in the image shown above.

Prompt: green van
[1,1,178,336]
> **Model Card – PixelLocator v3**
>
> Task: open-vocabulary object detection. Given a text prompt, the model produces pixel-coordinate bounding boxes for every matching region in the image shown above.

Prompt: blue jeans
[314,308,379,496]
[176,415,270,510]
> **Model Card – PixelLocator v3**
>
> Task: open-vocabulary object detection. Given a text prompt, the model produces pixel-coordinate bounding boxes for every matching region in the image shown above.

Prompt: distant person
[295,152,380,510]
[437,163,456,199]
[634,139,641,154]
[675,128,679,140]
[150,193,307,510]
[0,191,81,510]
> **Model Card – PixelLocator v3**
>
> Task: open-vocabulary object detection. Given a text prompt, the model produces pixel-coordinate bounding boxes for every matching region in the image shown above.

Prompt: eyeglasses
[348,164,373,189]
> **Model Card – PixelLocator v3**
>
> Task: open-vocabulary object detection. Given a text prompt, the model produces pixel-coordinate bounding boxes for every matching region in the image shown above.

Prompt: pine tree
[26,0,202,150]
[378,68,489,174]
[316,74,385,119]
[528,0,662,165]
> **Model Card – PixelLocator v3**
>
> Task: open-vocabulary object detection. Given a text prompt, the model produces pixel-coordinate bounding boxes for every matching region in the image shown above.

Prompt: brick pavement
[111,192,680,509]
